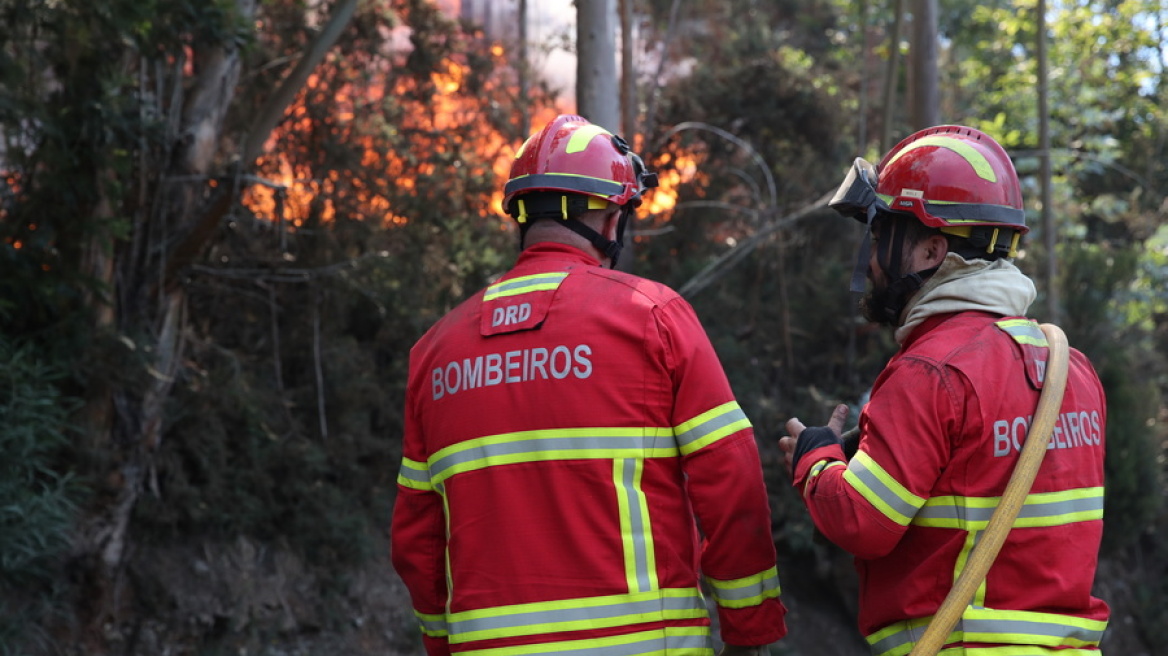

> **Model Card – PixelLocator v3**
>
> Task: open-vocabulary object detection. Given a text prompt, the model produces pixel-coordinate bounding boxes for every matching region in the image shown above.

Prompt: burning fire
[642,151,698,217]
[239,14,694,242]
[242,33,573,232]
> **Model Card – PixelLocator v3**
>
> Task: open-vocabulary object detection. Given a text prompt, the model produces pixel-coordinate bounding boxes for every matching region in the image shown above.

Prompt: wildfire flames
[241,19,690,236]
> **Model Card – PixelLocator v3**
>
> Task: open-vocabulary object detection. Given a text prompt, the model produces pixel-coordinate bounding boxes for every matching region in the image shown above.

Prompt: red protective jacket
[793,311,1109,655]
[392,243,787,655]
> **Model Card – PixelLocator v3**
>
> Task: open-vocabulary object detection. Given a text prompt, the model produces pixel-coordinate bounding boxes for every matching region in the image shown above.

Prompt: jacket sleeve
[793,356,958,559]
[656,298,788,646]
[390,368,450,656]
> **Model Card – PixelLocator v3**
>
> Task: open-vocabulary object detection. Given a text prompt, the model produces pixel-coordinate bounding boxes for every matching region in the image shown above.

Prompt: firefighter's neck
[524,210,619,266]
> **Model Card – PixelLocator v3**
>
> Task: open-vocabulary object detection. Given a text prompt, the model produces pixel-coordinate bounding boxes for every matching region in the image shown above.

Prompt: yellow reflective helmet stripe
[566,124,612,154]
[705,566,782,609]
[484,271,569,301]
[885,134,998,182]
[842,451,925,526]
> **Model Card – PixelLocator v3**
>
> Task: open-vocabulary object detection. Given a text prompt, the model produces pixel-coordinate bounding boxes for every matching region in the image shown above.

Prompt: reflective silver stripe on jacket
[447,588,709,644]
[484,271,570,301]
[867,608,1107,656]
[914,487,1104,529]
[706,566,782,609]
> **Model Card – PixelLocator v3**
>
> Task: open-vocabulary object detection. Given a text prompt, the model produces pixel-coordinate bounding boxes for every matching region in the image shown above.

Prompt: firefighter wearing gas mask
[779,126,1109,655]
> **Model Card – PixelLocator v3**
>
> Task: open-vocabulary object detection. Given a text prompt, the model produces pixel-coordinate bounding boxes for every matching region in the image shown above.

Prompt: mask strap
[849,205,877,293]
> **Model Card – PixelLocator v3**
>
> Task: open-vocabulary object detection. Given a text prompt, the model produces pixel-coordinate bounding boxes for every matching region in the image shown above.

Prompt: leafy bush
[0,338,81,654]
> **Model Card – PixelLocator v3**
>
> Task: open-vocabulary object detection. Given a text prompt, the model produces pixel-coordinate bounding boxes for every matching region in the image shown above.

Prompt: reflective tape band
[413,609,448,637]
[867,608,1107,656]
[615,458,658,593]
[397,456,433,491]
[706,566,782,609]
[427,427,678,486]
[484,271,570,301]
[944,646,1102,656]
[995,318,1049,347]
[673,402,752,456]
[447,588,709,645]
[914,487,1104,529]
[842,451,924,526]
[457,625,713,656]
[804,459,845,498]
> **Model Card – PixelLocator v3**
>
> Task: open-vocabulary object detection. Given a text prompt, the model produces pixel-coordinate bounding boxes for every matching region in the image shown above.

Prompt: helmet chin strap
[867,213,940,324]
[849,205,877,293]
[875,266,940,324]
[514,194,627,268]
[559,211,625,267]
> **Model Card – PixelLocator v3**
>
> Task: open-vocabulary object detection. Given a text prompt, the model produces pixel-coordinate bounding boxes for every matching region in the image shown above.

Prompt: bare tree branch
[677,189,834,299]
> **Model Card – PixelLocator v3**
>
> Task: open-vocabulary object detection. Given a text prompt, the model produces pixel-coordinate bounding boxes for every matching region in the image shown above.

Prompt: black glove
[791,426,844,474]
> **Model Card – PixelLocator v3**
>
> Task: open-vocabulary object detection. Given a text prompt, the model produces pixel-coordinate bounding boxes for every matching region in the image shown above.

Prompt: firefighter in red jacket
[778,126,1109,655]
[391,114,788,656]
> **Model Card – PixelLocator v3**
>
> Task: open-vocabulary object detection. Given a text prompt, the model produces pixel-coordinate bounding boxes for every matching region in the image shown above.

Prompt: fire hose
[909,323,1071,656]
[837,323,1070,656]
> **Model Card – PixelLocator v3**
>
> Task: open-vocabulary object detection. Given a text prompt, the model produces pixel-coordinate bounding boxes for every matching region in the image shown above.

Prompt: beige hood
[895,253,1037,344]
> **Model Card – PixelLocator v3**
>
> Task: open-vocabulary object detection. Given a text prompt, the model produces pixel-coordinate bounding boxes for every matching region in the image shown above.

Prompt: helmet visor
[829,158,882,221]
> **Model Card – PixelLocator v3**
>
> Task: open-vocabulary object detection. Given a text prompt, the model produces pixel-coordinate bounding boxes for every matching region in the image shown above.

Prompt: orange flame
[242,33,564,231]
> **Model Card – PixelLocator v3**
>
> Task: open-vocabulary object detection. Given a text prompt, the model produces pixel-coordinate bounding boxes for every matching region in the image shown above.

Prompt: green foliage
[1060,242,1164,554]
[0,337,81,654]
[132,0,534,580]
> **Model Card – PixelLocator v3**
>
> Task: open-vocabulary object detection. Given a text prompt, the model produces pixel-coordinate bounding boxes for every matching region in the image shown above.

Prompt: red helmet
[502,115,649,218]
[875,125,1027,235]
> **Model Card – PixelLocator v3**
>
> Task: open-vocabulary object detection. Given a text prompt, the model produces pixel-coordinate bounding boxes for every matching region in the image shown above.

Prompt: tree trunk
[880,0,905,152]
[576,0,620,132]
[910,0,939,129]
[1037,0,1058,322]
[75,0,361,648]
[619,0,637,144]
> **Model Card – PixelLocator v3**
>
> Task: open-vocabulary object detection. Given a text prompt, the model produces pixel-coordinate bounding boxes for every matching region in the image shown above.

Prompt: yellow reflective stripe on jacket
[397,456,432,491]
[914,487,1104,530]
[446,588,709,645]
[427,427,678,486]
[413,609,448,637]
[457,625,713,656]
[483,271,569,301]
[615,457,658,592]
[705,566,781,609]
[842,451,925,526]
[673,401,752,456]
[995,318,1049,347]
[867,608,1106,656]
[940,647,1103,656]
[804,459,845,498]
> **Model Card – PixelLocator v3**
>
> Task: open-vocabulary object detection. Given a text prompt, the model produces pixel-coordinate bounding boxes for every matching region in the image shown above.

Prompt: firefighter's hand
[778,403,849,477]
[718,644,767,656]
